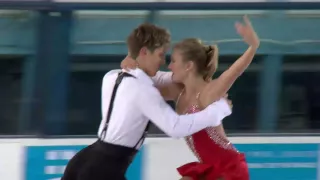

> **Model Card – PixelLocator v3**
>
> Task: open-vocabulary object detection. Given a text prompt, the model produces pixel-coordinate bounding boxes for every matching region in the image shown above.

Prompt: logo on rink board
[24,145,144,180]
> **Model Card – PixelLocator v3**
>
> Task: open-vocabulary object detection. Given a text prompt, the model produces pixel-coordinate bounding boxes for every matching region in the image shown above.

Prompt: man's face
[142,45,168,76]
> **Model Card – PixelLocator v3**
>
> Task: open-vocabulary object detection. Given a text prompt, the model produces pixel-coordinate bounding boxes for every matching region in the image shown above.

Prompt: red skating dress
[177,102,250,180]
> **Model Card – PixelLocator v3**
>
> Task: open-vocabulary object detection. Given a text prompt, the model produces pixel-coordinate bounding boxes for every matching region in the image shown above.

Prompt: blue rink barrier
[24,145,144,180]
[23,142,320,180]
[235,143,320,180]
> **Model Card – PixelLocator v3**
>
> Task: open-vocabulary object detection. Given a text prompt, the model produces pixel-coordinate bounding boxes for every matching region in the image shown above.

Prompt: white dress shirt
[97,68,231,148]
[151,71,173,86]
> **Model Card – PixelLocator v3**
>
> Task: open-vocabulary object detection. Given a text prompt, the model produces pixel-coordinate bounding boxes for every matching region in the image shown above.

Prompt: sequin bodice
[184,104,239,162]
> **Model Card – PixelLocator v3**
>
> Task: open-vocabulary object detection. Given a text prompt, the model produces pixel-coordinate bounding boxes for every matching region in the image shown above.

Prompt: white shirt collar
[123,68,154,85]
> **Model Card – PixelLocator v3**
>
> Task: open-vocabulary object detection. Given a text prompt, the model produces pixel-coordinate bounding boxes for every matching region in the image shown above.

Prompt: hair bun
[204,45,214,67]
[205,45,213,54]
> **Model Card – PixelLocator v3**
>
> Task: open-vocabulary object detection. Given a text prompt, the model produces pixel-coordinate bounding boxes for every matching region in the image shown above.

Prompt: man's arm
[151,71,173,86]
[133,81,231,138]
[120,57,173,86]
[152,71,183,101]
[120,57,180,100]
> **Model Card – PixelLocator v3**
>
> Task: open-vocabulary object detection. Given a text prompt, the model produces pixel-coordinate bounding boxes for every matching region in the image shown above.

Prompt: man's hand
[223,94,233,110]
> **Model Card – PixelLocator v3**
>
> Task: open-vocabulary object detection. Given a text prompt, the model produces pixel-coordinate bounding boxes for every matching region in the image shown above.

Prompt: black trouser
[61,140,137,180]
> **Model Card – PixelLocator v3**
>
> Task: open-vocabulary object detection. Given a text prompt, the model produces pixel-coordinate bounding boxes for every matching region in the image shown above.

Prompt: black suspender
[99,72,151,149]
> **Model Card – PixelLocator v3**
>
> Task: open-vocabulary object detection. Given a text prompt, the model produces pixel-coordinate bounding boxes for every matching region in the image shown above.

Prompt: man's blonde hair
[127,23,171,59]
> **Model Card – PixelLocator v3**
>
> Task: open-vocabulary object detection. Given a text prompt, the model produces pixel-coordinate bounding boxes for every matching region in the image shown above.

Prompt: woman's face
[168,49,190,83]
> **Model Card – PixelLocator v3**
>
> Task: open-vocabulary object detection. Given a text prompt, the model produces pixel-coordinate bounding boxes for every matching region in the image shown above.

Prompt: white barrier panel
[0,142,24,180]
[144,138,196,180]
[144,137,320,180]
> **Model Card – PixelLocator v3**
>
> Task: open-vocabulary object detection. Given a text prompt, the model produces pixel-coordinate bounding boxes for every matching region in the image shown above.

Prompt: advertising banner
[237,143,320,180]
[25,145,144,180]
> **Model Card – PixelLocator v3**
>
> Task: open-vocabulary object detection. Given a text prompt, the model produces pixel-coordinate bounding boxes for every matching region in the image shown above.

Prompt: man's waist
[94,140,138,157]
[90,140,138,173]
